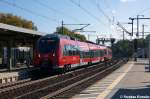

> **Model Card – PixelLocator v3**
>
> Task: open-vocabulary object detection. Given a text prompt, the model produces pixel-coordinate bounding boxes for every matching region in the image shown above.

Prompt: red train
[34,34,112,72]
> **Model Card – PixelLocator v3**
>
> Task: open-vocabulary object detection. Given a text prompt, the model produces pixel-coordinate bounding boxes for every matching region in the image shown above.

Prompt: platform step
[0,72,19,84]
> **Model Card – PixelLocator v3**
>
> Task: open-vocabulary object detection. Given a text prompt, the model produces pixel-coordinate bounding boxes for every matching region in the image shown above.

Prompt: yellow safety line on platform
[96,62,134,99]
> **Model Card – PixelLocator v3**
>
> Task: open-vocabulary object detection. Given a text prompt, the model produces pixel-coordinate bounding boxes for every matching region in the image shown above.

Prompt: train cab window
[38,38,58,53]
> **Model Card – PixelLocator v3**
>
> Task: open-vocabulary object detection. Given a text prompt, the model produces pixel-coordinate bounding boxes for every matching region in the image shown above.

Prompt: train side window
[63,45,71,56]
[104,50,106,55]
[90,50,93,58]
[99,50,102,57]
[80,51,83,58]
[67,45,72,56]
[95,50,97,57]
[103,50,104,56]
[98,50,100,57]
[63,45,67,56]
[85,51,87,58]
[72,45,76,55]
[101,50,104,56]
[94,50,97,57]
[94,50,96,57]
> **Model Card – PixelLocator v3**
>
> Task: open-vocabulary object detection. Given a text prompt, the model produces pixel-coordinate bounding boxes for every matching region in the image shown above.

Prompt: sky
[0,0,150,42]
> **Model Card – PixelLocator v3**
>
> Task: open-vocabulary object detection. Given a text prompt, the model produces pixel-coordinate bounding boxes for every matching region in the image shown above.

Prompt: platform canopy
[0,23,47,47]
[0,23,44,36]
[0,23,47,70]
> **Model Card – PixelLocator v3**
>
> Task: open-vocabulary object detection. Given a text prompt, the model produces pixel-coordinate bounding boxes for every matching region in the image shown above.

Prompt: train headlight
[38,54,41,58]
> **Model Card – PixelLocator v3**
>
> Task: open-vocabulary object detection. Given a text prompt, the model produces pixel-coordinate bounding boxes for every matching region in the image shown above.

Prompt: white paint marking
[96,63,134,99]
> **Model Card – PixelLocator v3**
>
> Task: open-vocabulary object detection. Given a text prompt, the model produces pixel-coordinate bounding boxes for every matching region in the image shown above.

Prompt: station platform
[0,72,19,84]
[71,58,150,99]
[0,67,33,84]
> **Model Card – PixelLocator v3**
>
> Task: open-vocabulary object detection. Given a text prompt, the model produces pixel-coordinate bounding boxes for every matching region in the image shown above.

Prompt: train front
[34,35,59,73]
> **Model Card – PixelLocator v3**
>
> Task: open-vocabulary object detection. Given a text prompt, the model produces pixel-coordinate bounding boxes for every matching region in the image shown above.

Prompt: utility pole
[142,24,144,39]
[137,15,139,38]
[123,30,125,41]
[131,19,134,37]
[129,15,144,61]
[129,17,150,38]
[130,15,144,38]
[129,17,134,37]
[62,20,64,34]
[136,15,144,38]
[129,17,135,60]
[142,24,148,38]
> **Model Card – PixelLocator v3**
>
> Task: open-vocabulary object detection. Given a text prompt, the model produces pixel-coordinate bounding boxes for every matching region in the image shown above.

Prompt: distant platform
[71,58,150,99]
[0,72,18,84]
[0,67,34,84]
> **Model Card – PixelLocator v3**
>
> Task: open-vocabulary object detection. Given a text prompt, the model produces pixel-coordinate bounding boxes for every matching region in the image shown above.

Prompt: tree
[112,38,148,58]
[112,40,134,57]
[56,26,86,41]
[0,13,37,30]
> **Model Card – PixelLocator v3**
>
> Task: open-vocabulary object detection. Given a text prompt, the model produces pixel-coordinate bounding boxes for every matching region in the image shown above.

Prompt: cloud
[120,0,137,3]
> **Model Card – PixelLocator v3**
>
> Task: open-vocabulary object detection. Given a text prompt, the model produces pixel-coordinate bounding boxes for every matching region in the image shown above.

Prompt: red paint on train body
[34,34,112,72]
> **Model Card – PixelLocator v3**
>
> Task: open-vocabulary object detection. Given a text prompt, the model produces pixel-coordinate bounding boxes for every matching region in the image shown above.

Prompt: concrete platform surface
[0,68,31,84]
[0,72,19,84]
[71,58,150,99]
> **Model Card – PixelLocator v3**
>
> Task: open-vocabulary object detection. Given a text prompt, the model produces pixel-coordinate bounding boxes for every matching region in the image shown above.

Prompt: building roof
[0,23,44,36]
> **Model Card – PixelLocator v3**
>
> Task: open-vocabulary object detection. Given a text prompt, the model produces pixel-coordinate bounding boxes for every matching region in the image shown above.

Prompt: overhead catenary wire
[69,0,107,27]
[91,0,112,22]
[102,0,114,15]
[0,0,60,23]
[131,8,150,18]
[99,0,119,24]
[33,0,80,22]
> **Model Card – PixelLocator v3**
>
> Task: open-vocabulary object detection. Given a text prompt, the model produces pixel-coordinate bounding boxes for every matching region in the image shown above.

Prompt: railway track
[0,59,126,99]
[46,59,127,99]
[0,78,31,90]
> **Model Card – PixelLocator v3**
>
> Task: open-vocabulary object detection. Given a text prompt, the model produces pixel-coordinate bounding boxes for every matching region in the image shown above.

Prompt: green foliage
[56,26,86,41]
[0,13,37,30]
[112,40,133,57]
[112,38,147,58]
[136,38,147,48]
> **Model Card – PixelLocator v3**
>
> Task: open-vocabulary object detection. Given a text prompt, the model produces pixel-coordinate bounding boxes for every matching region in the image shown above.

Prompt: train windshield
[37,39,58,53]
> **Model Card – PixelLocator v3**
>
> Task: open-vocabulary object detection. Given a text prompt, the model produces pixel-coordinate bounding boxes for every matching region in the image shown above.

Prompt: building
[0,23,44,71]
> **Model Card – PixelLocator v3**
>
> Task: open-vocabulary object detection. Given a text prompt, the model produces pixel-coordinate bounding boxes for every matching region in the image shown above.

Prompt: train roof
[41,34,111,49]
[42,33,79,40]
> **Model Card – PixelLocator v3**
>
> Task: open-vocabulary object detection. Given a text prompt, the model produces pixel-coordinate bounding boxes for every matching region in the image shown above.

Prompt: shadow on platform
[111,86,150,99]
